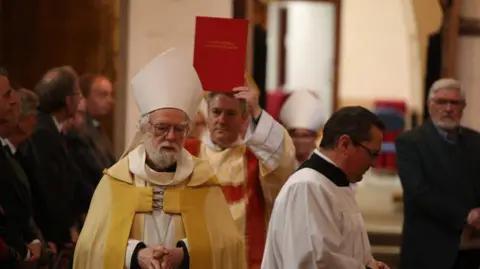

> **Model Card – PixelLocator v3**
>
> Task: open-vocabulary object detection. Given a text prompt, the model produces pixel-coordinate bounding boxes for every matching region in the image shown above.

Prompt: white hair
[137,113,150,133]
[428,78,465,101]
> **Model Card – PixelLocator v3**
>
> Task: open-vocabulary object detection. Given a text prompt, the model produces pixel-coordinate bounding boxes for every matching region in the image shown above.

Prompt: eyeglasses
[149,122,188,137]
[356,143,380,159]
[432,98,464,107]
[349,136,380,159]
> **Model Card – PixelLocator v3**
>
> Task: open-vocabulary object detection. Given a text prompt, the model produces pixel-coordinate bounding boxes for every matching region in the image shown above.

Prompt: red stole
[184,138,266,269]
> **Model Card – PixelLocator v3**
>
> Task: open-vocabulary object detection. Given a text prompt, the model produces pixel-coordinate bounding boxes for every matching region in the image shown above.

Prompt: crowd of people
[2,47,480,269]
[0,66,115,268]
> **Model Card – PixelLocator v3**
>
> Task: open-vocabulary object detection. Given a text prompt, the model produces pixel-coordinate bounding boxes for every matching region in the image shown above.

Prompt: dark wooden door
[0,0,118,145]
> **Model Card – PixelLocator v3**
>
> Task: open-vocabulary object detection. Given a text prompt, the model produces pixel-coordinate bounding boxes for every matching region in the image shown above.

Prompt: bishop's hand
[166,247,184,269]
[138,246,169,269]
[366,259,380,269]
[376,260,390,269]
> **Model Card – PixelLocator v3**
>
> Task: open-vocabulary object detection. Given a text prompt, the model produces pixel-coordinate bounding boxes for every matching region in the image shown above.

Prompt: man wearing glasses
[262,106,389,269]
[396,78,480,269]
[73,48,245,269]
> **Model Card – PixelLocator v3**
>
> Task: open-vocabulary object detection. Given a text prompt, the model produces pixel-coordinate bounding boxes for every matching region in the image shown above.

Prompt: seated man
[1,204,22,269]
[73,48,245,269]
[64,99,104,187]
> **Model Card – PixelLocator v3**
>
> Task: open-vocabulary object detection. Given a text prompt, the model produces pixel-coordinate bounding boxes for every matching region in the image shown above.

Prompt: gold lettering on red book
[204,40,238,50]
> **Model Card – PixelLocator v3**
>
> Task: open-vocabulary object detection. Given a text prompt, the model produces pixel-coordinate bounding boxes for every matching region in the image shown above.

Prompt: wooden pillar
[442,0,461,77]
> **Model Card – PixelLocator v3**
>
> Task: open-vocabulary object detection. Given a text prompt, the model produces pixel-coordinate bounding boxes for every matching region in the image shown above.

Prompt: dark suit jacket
[64,130,104,187]
[0,206,21,269]
[395,120,480,269]
[0,145,34,259]
[20,111,93,245]
[84,114,115,169]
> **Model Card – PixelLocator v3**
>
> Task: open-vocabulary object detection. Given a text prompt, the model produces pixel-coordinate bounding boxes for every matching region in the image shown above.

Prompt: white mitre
[279,89,326,132]
[121,48,203,158]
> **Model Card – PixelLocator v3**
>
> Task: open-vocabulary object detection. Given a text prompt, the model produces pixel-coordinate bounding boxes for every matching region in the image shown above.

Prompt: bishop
[73,48,246,269]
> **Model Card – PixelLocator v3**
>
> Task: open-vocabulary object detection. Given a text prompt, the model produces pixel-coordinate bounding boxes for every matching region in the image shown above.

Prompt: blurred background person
[78,74,116,168]
[188,98,208,139]
[64,99,104,187]
[279,89,325,167]
[396,78,480,269]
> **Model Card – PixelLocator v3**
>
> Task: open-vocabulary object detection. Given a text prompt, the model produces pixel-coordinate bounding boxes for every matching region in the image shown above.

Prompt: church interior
[2,0,480,268]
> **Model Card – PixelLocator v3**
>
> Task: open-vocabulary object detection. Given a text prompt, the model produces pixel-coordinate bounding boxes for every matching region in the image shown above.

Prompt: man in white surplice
[261,106,390,269]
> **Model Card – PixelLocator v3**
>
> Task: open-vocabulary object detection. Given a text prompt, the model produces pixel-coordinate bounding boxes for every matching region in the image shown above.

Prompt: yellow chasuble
[73,147,246,269]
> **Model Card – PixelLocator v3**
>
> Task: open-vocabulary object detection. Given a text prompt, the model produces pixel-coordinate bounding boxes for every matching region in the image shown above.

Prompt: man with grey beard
[396,78,480,269]
[73,48,246,269]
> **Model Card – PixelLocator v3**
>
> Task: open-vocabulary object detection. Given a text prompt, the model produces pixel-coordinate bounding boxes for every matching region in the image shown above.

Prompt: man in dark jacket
[21,66,93,254]
[396,78,480,269]
[0,204,22,269]
[78,74,116,169]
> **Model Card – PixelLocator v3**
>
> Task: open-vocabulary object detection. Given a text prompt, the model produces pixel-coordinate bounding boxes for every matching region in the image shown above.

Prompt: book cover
[193,16,249,92]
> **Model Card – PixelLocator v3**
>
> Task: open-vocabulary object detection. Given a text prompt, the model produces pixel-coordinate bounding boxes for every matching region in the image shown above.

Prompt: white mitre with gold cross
[279,89,326,132]
[121,47,204,158]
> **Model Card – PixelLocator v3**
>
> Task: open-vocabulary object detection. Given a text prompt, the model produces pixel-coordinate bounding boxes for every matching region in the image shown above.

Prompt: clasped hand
[138,245,184,269]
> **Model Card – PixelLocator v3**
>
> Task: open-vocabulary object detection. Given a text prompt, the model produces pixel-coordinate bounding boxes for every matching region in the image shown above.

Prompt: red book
[193,16,249,92]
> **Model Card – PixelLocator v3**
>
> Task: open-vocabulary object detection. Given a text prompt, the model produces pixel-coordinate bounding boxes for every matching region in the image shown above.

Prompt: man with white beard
[73,48,246,269]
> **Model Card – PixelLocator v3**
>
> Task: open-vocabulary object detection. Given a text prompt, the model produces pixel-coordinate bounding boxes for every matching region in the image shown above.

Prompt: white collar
[0,137,15,154]
[0,137,6,146]
[52,116,65,133]
[314,149,337,167]
[4,139,16,154]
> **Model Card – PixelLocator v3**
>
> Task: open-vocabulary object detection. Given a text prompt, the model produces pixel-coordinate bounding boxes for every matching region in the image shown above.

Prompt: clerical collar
[297,150,350,187]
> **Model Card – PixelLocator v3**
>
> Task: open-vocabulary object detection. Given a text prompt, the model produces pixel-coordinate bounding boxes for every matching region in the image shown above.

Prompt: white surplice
[261,150,373,269]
